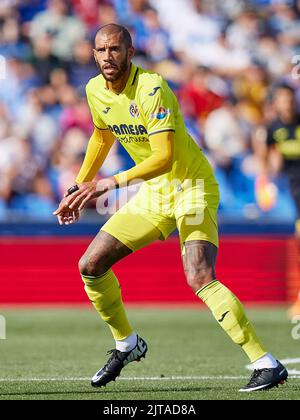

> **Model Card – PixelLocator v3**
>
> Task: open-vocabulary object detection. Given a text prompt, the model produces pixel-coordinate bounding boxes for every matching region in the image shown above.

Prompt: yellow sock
[82,270,133,341]
[196,280,267,363]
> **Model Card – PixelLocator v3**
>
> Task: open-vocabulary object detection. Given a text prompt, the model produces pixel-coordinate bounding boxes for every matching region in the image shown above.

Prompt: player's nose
[103,48,112,61]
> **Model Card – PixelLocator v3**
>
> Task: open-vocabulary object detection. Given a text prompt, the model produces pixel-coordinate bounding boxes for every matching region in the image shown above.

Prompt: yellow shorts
[101,180,220,254]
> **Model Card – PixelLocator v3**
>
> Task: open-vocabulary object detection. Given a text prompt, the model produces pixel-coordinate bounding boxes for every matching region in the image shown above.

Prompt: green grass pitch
[0,307,299,400]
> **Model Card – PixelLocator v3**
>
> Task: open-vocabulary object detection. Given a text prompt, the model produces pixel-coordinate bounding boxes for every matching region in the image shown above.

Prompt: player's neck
[106,64,132,95]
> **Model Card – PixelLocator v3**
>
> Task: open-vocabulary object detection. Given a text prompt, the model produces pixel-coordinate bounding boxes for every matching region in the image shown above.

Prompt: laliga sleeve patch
[150,107,172,120]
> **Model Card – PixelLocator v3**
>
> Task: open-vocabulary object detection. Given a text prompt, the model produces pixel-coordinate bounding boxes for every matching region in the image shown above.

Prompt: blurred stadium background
[0,0,300,401]
[0,0,299,306]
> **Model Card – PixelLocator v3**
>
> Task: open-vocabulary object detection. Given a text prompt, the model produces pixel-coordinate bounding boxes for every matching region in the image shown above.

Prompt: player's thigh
[101,203,162,253]
[177,207,219,257]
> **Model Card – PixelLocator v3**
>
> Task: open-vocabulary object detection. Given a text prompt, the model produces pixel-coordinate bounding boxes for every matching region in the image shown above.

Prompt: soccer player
[53,24,288,392]
[262,84,300,317]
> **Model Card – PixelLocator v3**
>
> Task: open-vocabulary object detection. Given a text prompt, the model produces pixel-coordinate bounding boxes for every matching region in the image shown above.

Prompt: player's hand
[53,177,118,224]
[55,208,81,226]
[68,177,117,212]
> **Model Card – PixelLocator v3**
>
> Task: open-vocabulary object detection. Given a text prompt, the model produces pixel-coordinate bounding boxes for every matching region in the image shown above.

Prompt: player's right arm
[53,79,119,225]
[53,127,115,225]
[75,127,115,184]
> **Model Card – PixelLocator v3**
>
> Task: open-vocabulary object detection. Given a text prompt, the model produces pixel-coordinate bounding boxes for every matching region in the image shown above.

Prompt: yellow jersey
[86,63,218,194]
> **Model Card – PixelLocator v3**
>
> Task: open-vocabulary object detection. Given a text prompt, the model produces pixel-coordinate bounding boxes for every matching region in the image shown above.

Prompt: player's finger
[54,191,81,215]
[68,211,75,224]
[66,189,83,205]
[62,212,70,225]
[57,214,64,226]
[74,210,80,222]
[69,191,87,210]
[72,211,78,223]
[53,202,68,216]
[78,194,92,211]
[53,207,61,216]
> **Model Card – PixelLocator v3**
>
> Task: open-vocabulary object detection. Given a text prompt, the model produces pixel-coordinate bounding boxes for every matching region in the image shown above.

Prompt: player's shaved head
[93,23,135,85]
[95,24,133,49]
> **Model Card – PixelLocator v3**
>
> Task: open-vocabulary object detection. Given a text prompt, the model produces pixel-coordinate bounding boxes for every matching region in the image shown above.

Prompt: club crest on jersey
[150,107,171,120]
[129,102,140,118]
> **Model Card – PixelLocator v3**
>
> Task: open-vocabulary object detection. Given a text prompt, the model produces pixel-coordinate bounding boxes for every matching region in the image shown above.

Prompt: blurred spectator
[17,0,48,23]
[0,58,39,115]
[30,35,63,84]
[190,30,252,72]
[96,2,118,29]
[30,0,86,60]
[151,0,220,61]
[112,0,149,27]
[134,6,172,62]
[0,11,31,59]
[232,66,269,123]
[16,88,59,160]
[226,10,262,54]
[71,0,104,28]
[268,2,300,49]
[179,66,226,123]
[204,98,249,170]
[262,84,300,217]
[59,86,94,134]
[68,39,98,94]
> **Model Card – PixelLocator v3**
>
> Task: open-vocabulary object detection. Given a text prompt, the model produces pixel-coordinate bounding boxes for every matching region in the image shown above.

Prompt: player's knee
[185,270,215,293]
[78,254,110,277]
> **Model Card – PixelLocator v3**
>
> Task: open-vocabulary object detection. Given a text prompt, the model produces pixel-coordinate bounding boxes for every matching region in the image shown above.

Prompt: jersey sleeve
[140,80,176,137]
[86,84,108,130]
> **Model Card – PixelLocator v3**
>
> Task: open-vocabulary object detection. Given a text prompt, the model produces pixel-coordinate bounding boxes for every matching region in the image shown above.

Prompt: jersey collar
[125,63,139,90]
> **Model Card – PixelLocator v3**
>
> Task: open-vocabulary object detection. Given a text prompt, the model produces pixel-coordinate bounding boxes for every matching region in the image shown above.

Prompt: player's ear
[128,46,135,61]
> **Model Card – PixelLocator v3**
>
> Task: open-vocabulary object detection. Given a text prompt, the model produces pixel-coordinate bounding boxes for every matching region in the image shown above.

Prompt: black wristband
[67,185,79,196]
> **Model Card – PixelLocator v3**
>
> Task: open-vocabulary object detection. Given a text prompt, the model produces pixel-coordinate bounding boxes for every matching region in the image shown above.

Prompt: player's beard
[98,52,129,82]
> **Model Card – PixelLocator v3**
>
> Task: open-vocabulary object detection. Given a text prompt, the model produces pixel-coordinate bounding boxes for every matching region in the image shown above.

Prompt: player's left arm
[115,79,176,186]
[114,130,174,186]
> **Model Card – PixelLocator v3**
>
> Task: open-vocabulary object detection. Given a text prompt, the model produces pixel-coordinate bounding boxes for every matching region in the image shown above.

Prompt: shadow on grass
[1,384,298,398]
[0,386,228,398]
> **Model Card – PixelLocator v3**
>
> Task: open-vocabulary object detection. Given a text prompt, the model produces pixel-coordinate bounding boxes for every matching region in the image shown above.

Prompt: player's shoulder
[136,67,169,97]
[86,74,105,97]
